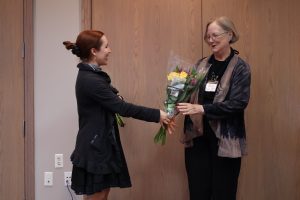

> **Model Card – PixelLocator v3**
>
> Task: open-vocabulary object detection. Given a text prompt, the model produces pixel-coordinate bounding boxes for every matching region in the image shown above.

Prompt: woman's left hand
[177,103,204,115]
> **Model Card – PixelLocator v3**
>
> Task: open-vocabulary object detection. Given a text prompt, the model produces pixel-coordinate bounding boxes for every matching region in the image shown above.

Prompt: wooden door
[91,0,202,199]
[0,0,25,199]
[202,0,300,199]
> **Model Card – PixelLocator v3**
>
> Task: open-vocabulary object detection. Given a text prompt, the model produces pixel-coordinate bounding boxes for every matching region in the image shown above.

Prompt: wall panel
[0,0,25,199]
[202,0,300,199]
[89,0,300,199]
[91,0,202,199]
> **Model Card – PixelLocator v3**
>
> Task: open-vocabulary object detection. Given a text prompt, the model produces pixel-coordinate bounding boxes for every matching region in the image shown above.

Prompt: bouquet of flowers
[154,65,205,145]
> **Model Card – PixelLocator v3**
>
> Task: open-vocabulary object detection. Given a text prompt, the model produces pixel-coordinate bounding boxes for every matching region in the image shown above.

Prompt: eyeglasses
[205,32,228,41]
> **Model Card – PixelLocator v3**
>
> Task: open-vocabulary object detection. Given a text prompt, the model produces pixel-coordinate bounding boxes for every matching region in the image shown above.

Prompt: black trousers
[185,129,241,200]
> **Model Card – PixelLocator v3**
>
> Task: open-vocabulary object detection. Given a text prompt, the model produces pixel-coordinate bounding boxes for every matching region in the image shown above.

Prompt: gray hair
[204,16,239,44]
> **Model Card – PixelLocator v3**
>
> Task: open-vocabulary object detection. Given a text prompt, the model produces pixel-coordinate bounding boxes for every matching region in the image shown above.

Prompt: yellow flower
[167,72,180,81]
[179,71,188,79]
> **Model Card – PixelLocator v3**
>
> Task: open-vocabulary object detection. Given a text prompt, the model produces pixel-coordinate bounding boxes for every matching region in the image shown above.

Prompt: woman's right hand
[160,110,170,125]
[159,110,175,134]
[176,103,204,115]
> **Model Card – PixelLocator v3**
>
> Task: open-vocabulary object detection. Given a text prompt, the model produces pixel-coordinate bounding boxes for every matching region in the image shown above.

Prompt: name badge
[205,81,218,92]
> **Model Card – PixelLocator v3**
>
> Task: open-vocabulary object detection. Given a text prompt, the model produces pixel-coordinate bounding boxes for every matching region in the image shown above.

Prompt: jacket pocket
[90,133,108,153]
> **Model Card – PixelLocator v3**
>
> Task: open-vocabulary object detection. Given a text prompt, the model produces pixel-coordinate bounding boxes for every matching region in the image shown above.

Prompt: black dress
[71,122,131,195]
[71,63,160,195]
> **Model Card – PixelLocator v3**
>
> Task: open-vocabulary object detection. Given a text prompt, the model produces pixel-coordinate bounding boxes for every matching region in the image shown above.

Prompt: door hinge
[21,42,25,58]
[23,120,26,137]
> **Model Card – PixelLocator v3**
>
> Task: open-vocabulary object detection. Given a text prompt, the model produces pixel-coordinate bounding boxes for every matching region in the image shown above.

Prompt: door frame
[24,0,34,199]
[81,0,92,29]
[23,1,91,198]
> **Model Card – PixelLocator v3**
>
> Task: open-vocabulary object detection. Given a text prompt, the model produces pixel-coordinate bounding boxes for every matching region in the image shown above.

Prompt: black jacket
[71,63,160,174]
[202,56,251,139]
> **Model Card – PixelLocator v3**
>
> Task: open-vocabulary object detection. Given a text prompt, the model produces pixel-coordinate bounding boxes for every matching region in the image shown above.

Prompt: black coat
[71,63,160,174]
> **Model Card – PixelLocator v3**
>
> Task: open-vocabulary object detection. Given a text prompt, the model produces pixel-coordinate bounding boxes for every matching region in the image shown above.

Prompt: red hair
[63,30,104,60]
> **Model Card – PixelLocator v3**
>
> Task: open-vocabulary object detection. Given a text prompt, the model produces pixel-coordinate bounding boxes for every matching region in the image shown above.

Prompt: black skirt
[71,165,132,195]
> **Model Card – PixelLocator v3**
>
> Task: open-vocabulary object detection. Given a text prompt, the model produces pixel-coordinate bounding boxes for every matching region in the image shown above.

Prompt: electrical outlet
[55,154,63,168]
[44,172,53,186]
[64,171,72,186]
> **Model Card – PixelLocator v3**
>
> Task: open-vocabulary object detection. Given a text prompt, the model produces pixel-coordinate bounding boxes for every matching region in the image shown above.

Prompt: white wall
[34,0,81,199]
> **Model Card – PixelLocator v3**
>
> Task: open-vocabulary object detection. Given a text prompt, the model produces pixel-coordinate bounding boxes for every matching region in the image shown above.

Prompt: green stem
[115,113,125,127]
[154,126,167,145]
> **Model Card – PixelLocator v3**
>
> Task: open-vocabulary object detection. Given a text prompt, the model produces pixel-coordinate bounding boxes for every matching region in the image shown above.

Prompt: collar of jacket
[77,62,111,82]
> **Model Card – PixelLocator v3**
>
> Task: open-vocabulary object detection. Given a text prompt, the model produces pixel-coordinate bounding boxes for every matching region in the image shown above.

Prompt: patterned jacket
[182,54,251,158]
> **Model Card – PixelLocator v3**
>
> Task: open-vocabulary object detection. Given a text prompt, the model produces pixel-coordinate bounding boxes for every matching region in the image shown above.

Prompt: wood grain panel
[24,0,35,199]
[202,0,300,199]
[0,0,25,199]
[91,0,202,199]
[81,0,92,30]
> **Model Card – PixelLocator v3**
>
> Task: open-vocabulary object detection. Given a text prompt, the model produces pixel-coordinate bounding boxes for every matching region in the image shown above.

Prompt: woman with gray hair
[177,16,251,200]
